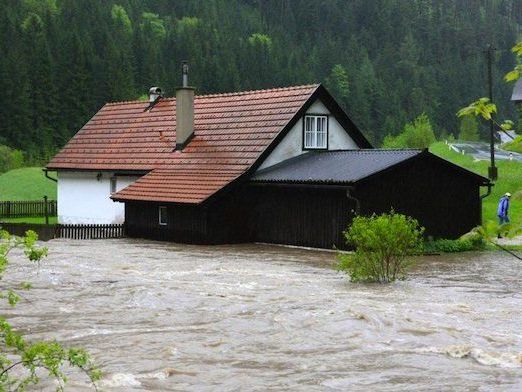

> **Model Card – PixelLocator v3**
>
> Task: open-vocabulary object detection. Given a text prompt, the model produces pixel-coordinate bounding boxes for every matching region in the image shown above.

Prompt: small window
[110,177,117,194]
[304,115,328,149]
[159,206,168,226]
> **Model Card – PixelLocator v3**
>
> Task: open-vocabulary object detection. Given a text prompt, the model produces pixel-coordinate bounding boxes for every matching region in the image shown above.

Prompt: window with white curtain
[304,115,328,149]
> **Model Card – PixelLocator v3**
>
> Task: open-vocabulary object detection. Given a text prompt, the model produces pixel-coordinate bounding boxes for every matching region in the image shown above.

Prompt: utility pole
[486,44,497,180]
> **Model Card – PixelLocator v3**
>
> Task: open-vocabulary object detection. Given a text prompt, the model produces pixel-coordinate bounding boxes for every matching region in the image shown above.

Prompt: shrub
[424,230,485,253]
[381,113,436,149]
[0,144,25,173]
[337,212,424,283]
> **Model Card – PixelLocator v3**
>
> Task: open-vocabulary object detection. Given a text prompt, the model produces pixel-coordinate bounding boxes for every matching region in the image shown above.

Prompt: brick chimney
[176,61,195,150]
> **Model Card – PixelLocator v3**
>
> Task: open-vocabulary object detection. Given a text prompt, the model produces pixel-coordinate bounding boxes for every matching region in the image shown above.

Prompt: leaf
[500,120,514,131]
[512,41,522,56]
[504,69,521,82]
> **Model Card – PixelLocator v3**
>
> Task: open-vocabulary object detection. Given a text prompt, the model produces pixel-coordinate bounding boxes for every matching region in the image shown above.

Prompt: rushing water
[3,239,522,391]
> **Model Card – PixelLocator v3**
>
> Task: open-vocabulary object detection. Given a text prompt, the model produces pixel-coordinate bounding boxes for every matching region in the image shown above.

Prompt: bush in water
[337,211,424,283]
[0,230,101,390]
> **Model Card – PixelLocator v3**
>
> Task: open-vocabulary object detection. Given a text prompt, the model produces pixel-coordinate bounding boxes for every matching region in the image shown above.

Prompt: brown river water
[3,239,522,391]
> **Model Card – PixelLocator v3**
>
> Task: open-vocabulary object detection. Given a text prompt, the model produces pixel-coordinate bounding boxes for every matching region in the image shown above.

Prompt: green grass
[0,167,57,201]
[429,142,522,225]
[0,216,57,224]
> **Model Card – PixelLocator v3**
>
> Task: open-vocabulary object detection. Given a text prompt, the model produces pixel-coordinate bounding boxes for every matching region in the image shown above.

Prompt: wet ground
[3,239,522,391]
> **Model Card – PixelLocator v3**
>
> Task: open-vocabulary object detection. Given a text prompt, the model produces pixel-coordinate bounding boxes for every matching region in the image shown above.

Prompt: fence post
[44,195,49,226]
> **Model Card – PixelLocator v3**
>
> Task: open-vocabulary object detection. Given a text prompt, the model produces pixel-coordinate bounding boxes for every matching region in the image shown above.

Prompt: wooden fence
[0,200,57,217]
[55,224,125,239]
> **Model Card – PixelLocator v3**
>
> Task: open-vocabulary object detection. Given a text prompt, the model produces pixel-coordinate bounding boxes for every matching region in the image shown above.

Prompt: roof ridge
[105,98,175,106]
[104,84,320,106]
[196,84,320,99]
[355,148,423,152]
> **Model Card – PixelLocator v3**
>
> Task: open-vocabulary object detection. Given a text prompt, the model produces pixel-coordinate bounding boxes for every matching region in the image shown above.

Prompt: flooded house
[47,67,490,249]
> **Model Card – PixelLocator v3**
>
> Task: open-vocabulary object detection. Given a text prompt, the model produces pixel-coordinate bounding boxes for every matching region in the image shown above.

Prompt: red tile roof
[48,84,320,203]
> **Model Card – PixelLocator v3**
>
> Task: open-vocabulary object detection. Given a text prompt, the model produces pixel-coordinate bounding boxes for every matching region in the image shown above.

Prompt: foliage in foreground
[476,220,522,243]
[502,135,522,154]
[0,230,100,391]
[337,212,424,283]
[457,40,521,140]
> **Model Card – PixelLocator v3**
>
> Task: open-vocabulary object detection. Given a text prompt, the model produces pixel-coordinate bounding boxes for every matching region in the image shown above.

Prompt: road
[449,141,522,162]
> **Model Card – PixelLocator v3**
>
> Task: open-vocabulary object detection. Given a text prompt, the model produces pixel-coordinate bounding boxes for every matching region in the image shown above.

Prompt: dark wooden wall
[125,202,208,243]
[245,187,355,249]
[124,155,484,248]
[124,188,355,249]
[355,156,482,239]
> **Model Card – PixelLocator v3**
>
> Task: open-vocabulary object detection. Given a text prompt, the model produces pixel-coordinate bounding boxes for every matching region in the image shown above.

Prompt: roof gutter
[42,168,57,182]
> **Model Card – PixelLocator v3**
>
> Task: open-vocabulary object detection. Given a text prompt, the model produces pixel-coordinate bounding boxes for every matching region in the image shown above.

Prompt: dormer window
[303,115,328,149]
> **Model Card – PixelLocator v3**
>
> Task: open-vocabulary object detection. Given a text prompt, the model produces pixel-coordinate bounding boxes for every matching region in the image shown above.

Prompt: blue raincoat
[497,196,510,218]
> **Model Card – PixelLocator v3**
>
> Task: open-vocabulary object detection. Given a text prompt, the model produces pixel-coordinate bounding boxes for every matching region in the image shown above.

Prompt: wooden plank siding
[123,154,485,249]
[244,187,354,249]
[124,187,355,249]
[125,202,208,243]
[354,156,482,239]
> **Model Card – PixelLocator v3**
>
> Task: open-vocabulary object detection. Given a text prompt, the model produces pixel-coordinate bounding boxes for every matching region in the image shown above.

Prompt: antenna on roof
[182,61,189,87]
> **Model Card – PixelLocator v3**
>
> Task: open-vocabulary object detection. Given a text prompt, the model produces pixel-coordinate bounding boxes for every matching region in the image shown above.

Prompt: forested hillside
[1,0,521,162]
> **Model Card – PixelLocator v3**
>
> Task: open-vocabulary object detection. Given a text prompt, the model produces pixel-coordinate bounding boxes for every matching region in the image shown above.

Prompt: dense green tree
[458,115,480,141]
[382,113,437,149]
[325,64,350,108]
[0,0,519,160]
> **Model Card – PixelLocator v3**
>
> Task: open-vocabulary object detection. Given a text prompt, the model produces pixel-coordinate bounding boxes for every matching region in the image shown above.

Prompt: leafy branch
[0,229,101,391]
[457,40,521,138]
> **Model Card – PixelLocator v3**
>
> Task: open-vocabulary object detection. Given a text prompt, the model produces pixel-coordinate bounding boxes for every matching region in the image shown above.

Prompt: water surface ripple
[4,239,522,391]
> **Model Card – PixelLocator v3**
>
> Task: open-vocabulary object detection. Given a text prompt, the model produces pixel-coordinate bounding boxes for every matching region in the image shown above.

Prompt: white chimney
[175,61,194,150]
[148,86,163,102]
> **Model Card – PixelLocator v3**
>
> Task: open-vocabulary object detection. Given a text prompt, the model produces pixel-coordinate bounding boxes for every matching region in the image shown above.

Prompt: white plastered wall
[57,172,141,224]
[258,99,359,170]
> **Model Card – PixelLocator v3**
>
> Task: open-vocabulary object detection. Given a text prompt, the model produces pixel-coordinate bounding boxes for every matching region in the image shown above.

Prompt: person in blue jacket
[497,192,511,225]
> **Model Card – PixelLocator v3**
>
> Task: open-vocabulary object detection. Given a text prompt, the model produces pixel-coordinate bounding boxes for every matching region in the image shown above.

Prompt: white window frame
[303,114,328,149]
[159,206,168,226]
[110,176,117,194]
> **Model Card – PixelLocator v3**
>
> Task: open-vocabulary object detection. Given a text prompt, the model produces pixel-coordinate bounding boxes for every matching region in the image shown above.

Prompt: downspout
[480,183,493,199]
[42,169,57,182]
[479,182,493,226]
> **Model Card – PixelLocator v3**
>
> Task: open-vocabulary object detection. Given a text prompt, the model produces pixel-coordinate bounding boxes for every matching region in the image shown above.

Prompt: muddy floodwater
[4,239,522,391]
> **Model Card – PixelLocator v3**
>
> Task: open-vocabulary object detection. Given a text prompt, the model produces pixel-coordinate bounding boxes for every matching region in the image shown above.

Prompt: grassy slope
[429,142,522,224]
[0,167,57,201]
